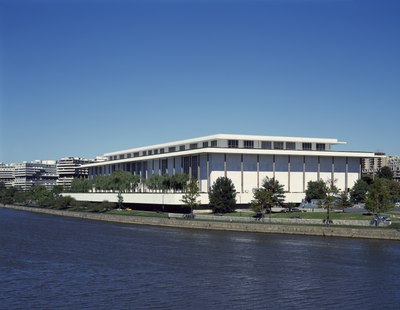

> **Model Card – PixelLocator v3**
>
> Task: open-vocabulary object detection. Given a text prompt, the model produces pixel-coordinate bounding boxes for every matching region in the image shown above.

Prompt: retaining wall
[2,205,400,241]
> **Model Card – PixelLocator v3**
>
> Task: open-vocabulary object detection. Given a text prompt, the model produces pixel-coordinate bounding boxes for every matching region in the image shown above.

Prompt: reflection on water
[1,208,399,309]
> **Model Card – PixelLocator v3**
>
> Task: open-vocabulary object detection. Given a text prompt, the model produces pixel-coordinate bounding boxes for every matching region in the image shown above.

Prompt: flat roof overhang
[82,148,379,168]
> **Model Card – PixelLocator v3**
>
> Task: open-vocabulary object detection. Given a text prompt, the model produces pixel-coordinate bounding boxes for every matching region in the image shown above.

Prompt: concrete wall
[3,205,400,241]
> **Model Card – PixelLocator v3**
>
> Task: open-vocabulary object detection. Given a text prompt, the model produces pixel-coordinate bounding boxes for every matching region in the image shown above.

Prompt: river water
[1,208,399,309]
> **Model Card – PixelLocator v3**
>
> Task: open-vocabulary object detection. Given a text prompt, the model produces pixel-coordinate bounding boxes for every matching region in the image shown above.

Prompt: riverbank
[2,204,400,240]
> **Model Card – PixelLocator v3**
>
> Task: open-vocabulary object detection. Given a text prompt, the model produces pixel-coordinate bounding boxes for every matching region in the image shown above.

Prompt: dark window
[261,141,272,149]
[183,156,190,175]
[192,156,198,179]
[161,159,168,175]
[244,140,254,149]
[286,142,295,150]
[190,143,198,149]
[203,141,208,148]
[316,143,325,151]
[169,146,176,152]
[302,143,312,151]
[274,142,284,150]
[228,140,239,148]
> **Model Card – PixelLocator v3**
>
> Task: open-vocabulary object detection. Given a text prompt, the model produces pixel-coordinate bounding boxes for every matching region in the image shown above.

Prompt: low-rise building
[80,133,379,204]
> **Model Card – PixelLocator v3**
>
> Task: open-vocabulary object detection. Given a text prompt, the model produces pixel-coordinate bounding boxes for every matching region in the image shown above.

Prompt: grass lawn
[224,210,395,221]
[106,210,169,218]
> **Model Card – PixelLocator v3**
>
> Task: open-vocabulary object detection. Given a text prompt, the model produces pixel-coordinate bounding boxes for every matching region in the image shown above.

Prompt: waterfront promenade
[2,204,400,241]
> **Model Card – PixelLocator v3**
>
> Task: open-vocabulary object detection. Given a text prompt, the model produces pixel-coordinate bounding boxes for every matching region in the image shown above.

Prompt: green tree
[170,173,189,192]
[161,175,171,192]
[377,166,394,180]
[350,179,369,204]
[145,174,164,192]
[70,178,92,193]
[251,177,285,221]
[305,180,327,202]
[30,185,53,207]
[117,191,124,209]
[110,170,135,192]
[336,190,352,212]
[365,178,394,214]
[181,178,201,215]
[0,186,18,205]
[361,174,374,185]
[208,177,237,214]
[317,180,338,226]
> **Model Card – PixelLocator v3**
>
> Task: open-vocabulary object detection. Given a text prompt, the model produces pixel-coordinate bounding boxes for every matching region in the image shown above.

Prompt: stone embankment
[2,204,400,241]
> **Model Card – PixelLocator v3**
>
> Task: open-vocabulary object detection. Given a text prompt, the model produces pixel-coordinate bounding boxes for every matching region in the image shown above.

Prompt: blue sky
[1,0,399,163]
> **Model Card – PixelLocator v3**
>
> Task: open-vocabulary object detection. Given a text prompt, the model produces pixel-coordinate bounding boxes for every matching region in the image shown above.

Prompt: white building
[14,160,58,190]
[78,134,378,205]
[57,157,93,189]
[361,152,388,174]
[0,163,15,187]
[388,156,400,182]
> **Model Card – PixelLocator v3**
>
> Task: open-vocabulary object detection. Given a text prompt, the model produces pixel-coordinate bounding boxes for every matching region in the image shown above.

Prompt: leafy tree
[377,166,394,180]
[161,175,171,192]
[30,185,53,207]
[171,173,189,192]
[117,191,124,209]
[365,178,394,214]
[361,174,374,185]
[92,175,110,192]
[110,170,135,192]
[52,196,74,210]
[208,177,237,213]
[336,190,352,212]
[350,179,369,204]
[305,180,327,202]
[0,186,17,205]
[181,178,201,215]
[317,180,338,226]
[251,177,285,221]
[70,178,92,193]
[389,180,400,201]
[145,174,164,192]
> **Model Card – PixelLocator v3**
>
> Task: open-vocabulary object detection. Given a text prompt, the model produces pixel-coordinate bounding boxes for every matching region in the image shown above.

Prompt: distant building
[388,156,400,182]
[361,152,388,174]
[0,163,15,187]
[13,160,58,190]
[56,157,93,189]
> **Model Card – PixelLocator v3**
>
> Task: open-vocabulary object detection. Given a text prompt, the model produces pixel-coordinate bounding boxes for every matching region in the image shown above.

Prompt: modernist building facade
[13,160,58,190]
[57,157,93,189]
[83,134,378,203]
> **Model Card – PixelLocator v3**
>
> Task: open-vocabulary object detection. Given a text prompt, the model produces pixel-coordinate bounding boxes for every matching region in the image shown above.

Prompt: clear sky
[1,0,399,164]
